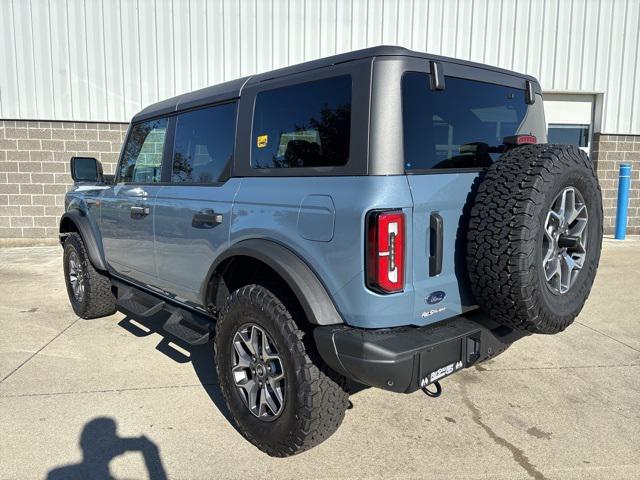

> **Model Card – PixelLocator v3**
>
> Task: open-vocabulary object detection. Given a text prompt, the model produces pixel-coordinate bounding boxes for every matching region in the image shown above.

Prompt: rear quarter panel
[230,176,416,328]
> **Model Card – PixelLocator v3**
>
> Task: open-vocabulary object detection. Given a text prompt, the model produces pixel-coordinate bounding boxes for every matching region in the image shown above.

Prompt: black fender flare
[59,210,108,271]
[205,239,344,326]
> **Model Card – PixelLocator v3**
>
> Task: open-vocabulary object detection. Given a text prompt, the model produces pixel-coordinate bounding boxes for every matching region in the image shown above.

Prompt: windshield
[402,72,546,171]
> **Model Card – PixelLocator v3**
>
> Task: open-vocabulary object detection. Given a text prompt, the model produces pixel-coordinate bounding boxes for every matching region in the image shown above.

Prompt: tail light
[366,210,405,293]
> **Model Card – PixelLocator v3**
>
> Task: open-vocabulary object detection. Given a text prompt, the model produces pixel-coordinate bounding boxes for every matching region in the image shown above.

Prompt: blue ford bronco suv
[60,46,602,456]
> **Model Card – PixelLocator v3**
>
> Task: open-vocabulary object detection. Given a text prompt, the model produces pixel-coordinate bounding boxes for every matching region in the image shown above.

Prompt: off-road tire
[63,232,116,319]
[466,144,602,334]
[214,284,349,457]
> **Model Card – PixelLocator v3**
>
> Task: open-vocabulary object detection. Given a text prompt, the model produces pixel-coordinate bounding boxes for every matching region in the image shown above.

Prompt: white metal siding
[1,0,639,134]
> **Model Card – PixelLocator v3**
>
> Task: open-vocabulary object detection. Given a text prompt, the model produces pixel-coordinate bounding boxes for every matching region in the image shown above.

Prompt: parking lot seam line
[462,390,549,480]
[476,363,640,372]
[0,318,80,385]
[0,382,218,398]
[4,364,640,399]
[575,321,640,353]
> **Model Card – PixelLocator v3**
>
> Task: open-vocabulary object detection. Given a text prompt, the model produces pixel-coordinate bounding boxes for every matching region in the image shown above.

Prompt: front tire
[63,232,116,319]
[214,284,349,457]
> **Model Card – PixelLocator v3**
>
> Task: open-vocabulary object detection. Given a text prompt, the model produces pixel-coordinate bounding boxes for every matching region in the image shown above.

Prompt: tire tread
[214,284,349,457]
[466,144,602,334]
[63,232,116,319]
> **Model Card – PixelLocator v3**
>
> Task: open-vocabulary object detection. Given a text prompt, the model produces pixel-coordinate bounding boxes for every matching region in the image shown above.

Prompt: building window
[547,124,590,148]
[171,103,237,184]
[251,75,352,169]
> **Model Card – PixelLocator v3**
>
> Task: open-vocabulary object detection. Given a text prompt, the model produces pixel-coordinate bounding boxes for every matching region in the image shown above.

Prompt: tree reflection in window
[252,76,352,169]
[171,103,237,184]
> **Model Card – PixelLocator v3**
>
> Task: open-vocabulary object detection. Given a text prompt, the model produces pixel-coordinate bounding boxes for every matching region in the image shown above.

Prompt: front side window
[402,73,535,171]
[119,118,168,183]
[171,103,237,184]
[251,75,352,169]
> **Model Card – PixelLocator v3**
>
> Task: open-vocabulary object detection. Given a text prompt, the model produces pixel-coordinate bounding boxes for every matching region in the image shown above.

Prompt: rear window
[402,73,537,171]
[251,75,351,169]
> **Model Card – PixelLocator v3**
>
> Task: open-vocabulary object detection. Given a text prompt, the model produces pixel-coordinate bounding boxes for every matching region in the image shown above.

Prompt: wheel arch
[59,210,108,271]
[203,239,344,326]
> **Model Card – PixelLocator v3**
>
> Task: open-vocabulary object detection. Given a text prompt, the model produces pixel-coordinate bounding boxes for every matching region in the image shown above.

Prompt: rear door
[153,102,240,304]
[402,67,547,324]
[100,117,169,285]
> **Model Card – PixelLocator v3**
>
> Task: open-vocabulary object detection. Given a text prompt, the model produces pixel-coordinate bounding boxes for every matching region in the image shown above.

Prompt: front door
[100,117,169,285]
[152,102,239,304]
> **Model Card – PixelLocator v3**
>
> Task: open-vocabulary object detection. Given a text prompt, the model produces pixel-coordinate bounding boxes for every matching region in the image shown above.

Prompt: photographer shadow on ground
[46,417,167,480]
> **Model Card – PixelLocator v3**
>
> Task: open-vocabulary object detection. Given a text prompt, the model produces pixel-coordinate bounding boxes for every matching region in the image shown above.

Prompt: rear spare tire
[466,144,602,334]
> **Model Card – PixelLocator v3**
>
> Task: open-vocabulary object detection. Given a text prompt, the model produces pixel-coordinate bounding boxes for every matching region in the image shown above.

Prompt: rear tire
[214,284,349,457]
[466,144,602,334]
[63,232,116,319]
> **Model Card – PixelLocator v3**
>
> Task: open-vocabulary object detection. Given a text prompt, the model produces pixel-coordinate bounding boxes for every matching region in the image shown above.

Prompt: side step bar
[113,280,214,345]
[117,286,167,318]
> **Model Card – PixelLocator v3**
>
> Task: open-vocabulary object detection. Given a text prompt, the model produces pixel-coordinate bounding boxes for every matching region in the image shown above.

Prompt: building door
[544,93,594,154]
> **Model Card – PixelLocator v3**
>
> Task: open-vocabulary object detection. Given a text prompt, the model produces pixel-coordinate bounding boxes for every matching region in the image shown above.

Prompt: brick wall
[0,120,126,240]
[591,134,640,235]
[0,119,638,240]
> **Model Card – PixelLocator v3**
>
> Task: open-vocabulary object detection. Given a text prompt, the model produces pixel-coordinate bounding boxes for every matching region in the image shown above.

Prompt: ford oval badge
[426,291,446,305]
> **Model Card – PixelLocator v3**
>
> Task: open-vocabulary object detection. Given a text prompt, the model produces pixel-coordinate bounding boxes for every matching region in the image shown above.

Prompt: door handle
[130,205,150,219]
[429,212,443,276]
[192,209,223,228]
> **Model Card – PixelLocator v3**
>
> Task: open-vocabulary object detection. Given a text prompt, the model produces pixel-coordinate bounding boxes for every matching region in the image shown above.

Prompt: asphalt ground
[1,239,639,479]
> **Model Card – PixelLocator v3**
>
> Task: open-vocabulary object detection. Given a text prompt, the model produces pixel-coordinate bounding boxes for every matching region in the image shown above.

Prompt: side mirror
[70,156,104,183]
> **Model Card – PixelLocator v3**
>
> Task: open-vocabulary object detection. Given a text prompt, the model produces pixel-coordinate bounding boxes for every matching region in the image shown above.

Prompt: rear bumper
[314,313,529,393]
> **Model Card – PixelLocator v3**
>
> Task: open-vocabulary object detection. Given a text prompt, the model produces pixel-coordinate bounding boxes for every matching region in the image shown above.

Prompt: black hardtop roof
[132,45,539,123]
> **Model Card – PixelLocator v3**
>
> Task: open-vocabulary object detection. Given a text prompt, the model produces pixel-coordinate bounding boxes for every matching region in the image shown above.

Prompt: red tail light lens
[366,210,405,293]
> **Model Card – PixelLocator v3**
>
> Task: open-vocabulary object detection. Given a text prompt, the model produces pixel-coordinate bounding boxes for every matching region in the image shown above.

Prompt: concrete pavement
[1,240,639,479]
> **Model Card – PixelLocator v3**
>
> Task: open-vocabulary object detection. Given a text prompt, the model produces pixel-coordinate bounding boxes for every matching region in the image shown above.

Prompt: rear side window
[119,118,168,183]
[402,73,534,171]
[251,75,351,169]
[171,103,237,184]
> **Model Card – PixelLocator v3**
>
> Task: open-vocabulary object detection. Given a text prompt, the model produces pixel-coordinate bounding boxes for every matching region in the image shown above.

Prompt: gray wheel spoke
[268,377,285,404]
[569,218,588,240]
[237,330,257,358]
[542,186,588,295]
[67,252,84,302]
[261,331,279,361]
[556,189,568,220]
[245,379,260,412]
[263,384,280,415]
[545,256,561,282]
[250,326,261,358]
[231,323,286,421]
[269,370,284,382]
[233,339,253,367]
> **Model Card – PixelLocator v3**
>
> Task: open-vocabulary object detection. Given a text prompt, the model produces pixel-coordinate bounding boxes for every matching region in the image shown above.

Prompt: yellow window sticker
[256,134,268,148]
